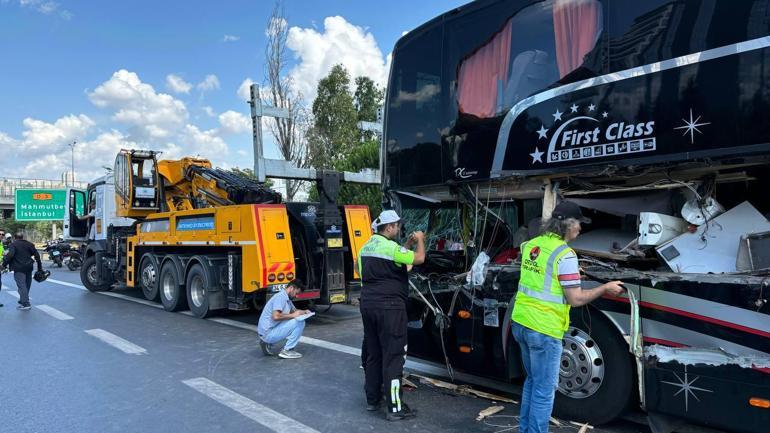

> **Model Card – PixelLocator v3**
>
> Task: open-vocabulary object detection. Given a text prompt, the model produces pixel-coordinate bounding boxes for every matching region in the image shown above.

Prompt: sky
[0,0,466,184]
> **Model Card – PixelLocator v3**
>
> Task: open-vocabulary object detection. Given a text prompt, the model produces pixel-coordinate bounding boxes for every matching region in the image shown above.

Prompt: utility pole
[67,140,77,186]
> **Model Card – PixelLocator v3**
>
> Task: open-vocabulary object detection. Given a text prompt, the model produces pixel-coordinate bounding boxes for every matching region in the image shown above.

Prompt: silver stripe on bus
[220,241,257,245]
[491,36,770,177]
[140,241,164,245]
[603,311,768,358]
[178,241,210,245]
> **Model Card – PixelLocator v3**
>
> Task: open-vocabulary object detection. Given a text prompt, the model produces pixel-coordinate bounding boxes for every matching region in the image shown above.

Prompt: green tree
[307,64,359,170]
[228,167,274,189]
[353,76,383,122]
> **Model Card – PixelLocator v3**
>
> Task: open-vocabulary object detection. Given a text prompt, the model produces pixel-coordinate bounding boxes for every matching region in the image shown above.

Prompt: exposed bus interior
[400,160,770,370]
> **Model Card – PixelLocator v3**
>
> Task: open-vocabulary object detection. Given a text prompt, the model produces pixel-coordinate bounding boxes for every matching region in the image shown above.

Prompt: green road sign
[15,189,68,221]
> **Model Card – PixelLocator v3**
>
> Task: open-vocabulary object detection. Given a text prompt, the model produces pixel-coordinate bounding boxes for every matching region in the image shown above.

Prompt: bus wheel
[80,255,111,292]
[554,309,635,425]
[159,259,186,312]
[186,263,214,318]
[139,254,160,301]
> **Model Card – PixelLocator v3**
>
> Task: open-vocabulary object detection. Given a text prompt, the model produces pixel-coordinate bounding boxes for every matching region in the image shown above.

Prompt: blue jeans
[261,318,305,350]
[512,322,563,433]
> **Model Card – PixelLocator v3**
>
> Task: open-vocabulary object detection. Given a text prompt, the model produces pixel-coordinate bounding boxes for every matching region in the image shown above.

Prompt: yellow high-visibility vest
[512,232,573,339]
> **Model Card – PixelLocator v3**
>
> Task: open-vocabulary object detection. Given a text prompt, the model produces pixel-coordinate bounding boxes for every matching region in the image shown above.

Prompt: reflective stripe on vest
[512,233,573,339]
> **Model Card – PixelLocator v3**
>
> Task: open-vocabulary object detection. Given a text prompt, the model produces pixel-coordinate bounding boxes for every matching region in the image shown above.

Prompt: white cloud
[197,74,220,92]
[218,110,251,135]
[180,124,229,157]
[88,69,188,140]
[18,114,94,154]
[222,34,240,42]
[17,0,72,19]
[237,77,254,101]
[286,16,389,101]
[165,74,192,94]
[202,106,216,117]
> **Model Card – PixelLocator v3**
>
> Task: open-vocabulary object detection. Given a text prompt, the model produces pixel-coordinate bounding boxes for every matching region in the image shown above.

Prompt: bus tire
[80,255,111,292]
[159,259,186,312]
[138,254,160,301]
[553,308,635,425]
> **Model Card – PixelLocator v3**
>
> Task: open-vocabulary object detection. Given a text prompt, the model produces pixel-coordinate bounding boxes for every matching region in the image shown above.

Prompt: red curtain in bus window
[553,0,601,78]
[456,19,512,118]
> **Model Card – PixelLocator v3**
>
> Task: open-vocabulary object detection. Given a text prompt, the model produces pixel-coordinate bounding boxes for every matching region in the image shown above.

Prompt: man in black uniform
[358,210,425,420]
[3,232,43,310]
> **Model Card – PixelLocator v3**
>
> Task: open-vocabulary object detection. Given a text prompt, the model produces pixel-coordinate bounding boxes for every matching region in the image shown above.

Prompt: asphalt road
[0,261,655,433]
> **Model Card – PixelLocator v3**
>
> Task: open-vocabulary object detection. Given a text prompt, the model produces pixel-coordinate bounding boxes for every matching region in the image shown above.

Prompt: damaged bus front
[383,1,770,432]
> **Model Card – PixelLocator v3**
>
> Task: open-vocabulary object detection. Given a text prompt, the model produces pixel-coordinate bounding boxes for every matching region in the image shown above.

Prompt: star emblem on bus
[674,108,710,144]
[661,365,713,412]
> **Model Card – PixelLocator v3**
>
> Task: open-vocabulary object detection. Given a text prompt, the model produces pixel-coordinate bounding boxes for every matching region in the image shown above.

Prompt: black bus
[383,1,770,432]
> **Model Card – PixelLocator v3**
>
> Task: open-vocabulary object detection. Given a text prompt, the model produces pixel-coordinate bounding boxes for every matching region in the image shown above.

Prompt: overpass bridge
[0,178,89,219]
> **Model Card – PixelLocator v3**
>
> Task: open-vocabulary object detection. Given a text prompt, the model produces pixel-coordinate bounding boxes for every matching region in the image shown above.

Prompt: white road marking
[47,278,88,291]
[36,304,74,320]
[299,336,361,356]
[85,329,147,355]
[99,291,163,309]
[4,290,19,299]
[183,377,320,433]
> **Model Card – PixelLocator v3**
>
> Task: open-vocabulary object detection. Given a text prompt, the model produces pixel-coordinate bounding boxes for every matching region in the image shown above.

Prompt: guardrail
[0,178,89,198]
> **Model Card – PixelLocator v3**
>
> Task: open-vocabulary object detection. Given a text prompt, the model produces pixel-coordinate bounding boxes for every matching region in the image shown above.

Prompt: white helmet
[4,233,11,240]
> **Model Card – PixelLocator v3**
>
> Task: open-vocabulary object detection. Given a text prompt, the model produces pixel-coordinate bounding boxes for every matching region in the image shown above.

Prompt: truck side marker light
[277,273,285,282]
[458,310,471,319]
[286,272,294,280]
[750,398,770,409]
[459,345,472,353]
[268,274,276,283]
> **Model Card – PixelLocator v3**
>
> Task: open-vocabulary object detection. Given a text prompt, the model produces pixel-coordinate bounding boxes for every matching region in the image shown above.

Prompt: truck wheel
[159,260,186,312]
[139,254,160,301]
[80,255,111,292]
[553,309,635,425]
[186,263,215,318]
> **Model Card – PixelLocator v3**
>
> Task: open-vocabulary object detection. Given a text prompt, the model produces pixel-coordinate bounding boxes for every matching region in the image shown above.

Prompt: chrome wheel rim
[190,275,205,308]
[162,273,175,300]
[558,327,605,399]
[141,263,156,290]
[86,263,98,284]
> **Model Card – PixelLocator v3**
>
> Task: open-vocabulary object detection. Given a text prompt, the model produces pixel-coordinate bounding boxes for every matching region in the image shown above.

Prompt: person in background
[511,201,625,433]
[358,210,425,421]
[257,280,311,359]
[2,232,43,310]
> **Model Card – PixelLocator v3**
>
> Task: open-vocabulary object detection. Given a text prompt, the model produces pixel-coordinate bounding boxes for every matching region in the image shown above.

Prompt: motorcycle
[44,240,72,268]
[65,244,84,271]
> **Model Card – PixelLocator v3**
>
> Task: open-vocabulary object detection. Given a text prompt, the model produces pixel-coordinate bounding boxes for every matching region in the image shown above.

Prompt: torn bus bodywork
[382,1,770,432]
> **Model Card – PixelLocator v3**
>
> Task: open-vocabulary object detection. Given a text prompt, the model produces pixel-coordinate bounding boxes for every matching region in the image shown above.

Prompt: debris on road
[476,405,505,421]
[409,373,517,403]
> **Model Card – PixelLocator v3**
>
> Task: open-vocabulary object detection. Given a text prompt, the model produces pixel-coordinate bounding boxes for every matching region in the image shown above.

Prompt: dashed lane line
[183,377,320,433]
[3,290,19,299]
[47,278,88,291]
[36,304,74,320]
[85,328,147,355]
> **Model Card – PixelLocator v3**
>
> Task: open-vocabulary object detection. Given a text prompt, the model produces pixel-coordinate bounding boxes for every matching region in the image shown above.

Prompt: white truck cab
[63,175,134,242]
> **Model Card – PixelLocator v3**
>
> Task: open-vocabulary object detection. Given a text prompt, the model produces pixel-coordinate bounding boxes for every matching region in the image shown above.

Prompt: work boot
[386,404,417,421]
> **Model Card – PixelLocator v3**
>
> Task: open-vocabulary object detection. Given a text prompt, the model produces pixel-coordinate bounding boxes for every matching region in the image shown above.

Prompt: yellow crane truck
[63,149,372,318]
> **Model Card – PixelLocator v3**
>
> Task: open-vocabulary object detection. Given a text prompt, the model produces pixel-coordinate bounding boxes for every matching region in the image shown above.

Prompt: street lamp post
[67,140,77,186]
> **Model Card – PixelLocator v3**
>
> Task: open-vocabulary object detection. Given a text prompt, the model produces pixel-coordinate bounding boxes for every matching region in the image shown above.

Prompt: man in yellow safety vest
[511,201,625,433]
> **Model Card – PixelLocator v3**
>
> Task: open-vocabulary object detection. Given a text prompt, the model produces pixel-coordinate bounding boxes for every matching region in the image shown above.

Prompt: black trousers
[361,307,408,413]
